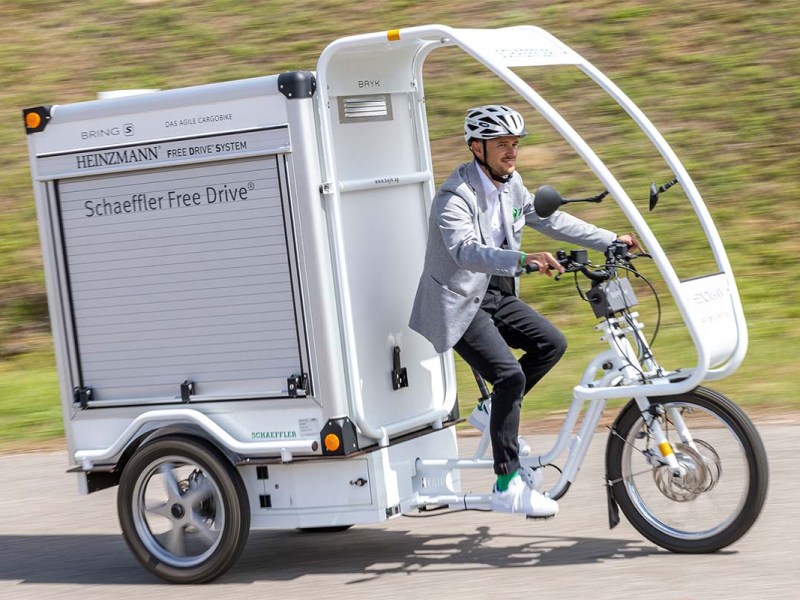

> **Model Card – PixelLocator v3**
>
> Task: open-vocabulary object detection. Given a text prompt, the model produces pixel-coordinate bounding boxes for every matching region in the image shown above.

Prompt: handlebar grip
[580,265,610,283]
[524,263,539,274]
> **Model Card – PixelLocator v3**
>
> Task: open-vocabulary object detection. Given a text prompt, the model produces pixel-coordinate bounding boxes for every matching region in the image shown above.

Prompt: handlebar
[524,242,651,283]
[523,242,660,346]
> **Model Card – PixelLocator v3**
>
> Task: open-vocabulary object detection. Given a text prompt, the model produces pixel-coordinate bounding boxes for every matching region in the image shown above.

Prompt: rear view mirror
[649,178,678,211]
[534,185,609,218]
[533,185,563,218]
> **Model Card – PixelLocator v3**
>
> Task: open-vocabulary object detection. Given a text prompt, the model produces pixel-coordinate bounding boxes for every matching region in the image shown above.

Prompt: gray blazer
[409,161,617,353]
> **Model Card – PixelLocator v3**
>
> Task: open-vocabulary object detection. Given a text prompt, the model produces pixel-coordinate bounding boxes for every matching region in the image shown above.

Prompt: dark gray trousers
[453,289,567,475]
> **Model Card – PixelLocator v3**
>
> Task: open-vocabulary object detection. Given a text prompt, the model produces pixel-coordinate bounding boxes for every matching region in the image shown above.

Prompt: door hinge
[180,380,195,403]
[73,386,94,408]
[288,373,309,397]
[391,346,409,390]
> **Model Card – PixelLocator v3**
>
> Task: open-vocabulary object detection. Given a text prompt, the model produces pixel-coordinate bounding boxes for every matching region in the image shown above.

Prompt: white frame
[414,311,682,505]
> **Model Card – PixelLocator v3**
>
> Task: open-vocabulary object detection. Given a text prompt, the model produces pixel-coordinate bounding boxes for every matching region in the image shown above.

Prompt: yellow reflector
[324,433,341,452]
[25,112,42,129]
[387,29,401,42]
[658,441,674,457]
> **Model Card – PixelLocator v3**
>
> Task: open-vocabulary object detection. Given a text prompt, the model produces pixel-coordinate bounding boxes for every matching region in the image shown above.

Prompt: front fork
[633,397,685,475]
[598,314,687,474]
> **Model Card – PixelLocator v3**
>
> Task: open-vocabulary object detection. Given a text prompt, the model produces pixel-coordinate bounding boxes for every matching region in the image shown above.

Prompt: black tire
[296,525,353,533]
[606,386,768,553]
[117,436,250,583]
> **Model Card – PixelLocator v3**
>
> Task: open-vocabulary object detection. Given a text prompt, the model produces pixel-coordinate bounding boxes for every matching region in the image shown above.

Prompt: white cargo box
[26,69,457,464]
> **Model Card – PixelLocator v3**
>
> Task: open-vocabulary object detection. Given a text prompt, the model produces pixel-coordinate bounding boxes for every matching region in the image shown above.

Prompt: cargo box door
[54,153,309,404]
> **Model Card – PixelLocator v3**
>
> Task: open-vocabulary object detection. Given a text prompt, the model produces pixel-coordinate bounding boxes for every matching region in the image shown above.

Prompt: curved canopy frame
[316,25,746,432]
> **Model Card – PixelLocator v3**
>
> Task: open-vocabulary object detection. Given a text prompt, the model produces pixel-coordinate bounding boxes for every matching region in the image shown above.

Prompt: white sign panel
[453,26,582,67]
[36,127,290,180]
[57,155,304,402]
[679,273,738,368]
[35,92,290,155]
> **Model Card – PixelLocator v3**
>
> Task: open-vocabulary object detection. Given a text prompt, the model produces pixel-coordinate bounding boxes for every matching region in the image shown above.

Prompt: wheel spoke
[145,500,171,518]
[165,523,187,556]
[159,463,182,501]
[618,467,658,483]
[182,475,213,506]
[189,512,219,545]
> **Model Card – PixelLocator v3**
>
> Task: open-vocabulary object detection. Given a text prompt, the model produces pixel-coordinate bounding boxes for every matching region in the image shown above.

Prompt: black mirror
[649,178,678,212]
[533,185,563,218]
[649,182,660,212]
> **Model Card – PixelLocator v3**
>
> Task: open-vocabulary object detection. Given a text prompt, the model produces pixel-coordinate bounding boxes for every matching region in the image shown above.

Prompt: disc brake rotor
[652,441,722,501]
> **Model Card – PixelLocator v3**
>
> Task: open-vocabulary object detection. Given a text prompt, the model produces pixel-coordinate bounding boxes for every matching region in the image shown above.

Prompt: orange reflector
[25,112,42,129]
[387,29,401,42]
[324,433,341,452]
[658,441,674,457]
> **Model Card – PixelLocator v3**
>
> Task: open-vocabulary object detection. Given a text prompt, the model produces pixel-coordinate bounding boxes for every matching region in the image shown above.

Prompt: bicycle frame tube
[414,347,624,502]
[414,308,685,504]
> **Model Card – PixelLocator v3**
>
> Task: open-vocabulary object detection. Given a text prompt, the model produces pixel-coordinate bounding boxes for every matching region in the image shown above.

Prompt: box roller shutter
[56,155,306,403]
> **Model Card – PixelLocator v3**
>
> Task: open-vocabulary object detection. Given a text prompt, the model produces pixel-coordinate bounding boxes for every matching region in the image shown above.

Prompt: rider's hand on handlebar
[616,233,645,254]
[523,252,565,277]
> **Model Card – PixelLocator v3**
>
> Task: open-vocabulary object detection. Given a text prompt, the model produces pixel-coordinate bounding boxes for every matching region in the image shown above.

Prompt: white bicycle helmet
[464,105,527,143]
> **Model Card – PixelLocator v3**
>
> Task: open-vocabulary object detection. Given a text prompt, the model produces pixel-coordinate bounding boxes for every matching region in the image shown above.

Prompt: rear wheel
[606,387,768,553]
[118,436,250,583]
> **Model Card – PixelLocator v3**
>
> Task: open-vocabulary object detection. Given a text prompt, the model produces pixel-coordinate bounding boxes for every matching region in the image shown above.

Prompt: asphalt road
[0,422,797,600]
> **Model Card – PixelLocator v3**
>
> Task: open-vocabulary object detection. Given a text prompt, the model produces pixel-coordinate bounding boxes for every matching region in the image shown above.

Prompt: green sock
[496,470,518,492]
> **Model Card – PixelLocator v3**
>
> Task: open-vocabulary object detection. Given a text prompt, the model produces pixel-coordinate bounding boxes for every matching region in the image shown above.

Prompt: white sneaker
[468,399,531,457]
[517,436,532,457]
[468,399,491,431]
[490,474,558,518]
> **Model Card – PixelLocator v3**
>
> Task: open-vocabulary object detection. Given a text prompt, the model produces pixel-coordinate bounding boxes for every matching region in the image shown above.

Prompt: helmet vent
[464,105,527,142]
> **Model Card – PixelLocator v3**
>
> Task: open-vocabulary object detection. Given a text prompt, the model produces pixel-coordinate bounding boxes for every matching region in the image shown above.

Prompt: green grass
[1,0,799,446]
[0,347,61,450]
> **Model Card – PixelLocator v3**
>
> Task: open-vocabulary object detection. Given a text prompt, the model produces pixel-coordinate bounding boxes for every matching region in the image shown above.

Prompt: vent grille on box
[337,94,393,123]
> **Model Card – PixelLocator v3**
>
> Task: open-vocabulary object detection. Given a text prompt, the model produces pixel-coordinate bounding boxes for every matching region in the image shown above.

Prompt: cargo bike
[22,24,766,582]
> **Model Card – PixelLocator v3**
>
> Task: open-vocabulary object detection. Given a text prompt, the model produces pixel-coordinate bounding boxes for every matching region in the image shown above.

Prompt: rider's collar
[475,159,509,198]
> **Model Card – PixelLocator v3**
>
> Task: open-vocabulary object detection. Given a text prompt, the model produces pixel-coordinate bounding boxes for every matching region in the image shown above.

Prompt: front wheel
[117,436,250,583]
[606,387,768,553]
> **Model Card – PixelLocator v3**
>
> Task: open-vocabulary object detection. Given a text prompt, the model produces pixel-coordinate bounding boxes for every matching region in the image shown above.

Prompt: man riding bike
[409,105,641,517]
